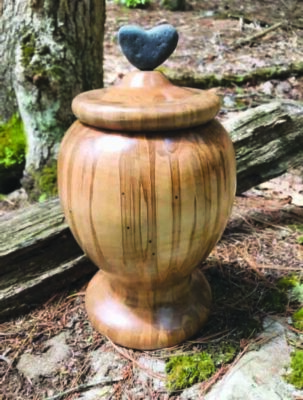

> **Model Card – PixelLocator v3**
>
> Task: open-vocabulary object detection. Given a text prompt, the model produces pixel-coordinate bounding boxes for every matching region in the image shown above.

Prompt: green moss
[284,350,303,389]
[165,352,215,391]
[292,284,303,303]
[35,160,58,202]
[209,342,237,367]
[277,275,300,291]
[259,287,288,313]
[21,32,36,68]
[293,308,303,331]
[277,274,303,303]
[289,224,303,233]
[20,31,66,87]
[297,236,303,245]
[0,114,26,169]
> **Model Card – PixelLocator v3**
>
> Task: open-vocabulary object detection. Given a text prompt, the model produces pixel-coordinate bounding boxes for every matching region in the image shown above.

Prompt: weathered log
[226,101,303,194]
[1,100,303,320]
[158,62,303,89]
[0,198,96,320]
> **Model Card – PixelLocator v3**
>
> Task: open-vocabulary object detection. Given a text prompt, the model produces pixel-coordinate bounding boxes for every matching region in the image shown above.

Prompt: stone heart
[118,24,179,71]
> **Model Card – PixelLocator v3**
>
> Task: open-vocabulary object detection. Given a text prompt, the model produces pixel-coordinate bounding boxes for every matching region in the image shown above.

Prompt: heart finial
[118,24,179,71]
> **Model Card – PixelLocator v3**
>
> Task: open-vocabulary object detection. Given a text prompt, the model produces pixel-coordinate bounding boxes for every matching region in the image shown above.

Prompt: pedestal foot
[85,269,211,350]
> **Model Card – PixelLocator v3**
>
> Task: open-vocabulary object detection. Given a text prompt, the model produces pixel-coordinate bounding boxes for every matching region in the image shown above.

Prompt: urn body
[58,96,236,348]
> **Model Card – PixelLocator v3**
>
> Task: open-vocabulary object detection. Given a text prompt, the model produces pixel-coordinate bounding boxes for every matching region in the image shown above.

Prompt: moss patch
[165,352,215,391]
[0,114,27,193]
[284,350,303,389]
[165,340,238,392]
[20,30,67,89]
[278,274,303,303]
[277,275,301,291]
[36,160,58,202]
[0,114,26,169]
[292,308,303,331]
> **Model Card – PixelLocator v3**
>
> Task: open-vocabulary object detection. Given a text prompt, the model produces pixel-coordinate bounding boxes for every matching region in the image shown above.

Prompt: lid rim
[72,71,221,132]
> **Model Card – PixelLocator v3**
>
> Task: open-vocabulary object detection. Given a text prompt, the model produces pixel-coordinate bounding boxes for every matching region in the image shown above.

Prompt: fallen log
[158,62,303,89]
[1,100,303,320]
[0,198,96,320]
[227,100,303,194]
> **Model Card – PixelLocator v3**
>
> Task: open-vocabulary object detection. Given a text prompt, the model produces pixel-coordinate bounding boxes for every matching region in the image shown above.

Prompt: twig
[44,376,124,400]
[108,338,166,381]
[0,354,11,365]
[231,22,284,50]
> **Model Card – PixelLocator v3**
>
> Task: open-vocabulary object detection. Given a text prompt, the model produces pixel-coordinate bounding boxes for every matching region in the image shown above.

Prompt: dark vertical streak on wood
[148,140,158,275]
[188,195,197,252]
[120,151,128,268]
[200,150,214,260]
[88,138,106,267]
[138,177,144,261]
[65,126,82,246]
[220,149,227,194]
[168,146,182,271]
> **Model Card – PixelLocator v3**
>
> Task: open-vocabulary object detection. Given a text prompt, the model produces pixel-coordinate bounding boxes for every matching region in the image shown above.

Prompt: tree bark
[0,0,105,197]
[1,100,303,320]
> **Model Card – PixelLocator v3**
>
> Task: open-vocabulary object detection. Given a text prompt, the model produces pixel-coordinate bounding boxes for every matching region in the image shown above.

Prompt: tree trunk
[0,0,105,198]
[1,100,303,320]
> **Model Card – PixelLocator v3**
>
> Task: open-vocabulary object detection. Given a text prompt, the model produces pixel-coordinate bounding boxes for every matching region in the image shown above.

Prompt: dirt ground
[1,0,303,399]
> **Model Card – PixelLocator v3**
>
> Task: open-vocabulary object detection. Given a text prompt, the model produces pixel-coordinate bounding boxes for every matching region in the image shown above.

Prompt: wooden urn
[58,70,236,350]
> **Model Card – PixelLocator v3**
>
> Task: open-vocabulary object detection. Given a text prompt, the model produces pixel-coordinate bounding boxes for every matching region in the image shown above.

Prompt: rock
[180,382,203,399]
[17,332,71,380]
[203,318,300,400]
[180,318,303,400]
[76,350,126,400]
[223,95,235,108]
[135,356,166,390]
[118,24,179,70]
[259,81,274,96]
[275,80,292,96]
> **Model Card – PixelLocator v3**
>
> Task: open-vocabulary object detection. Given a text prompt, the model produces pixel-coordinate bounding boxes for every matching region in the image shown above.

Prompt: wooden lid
[72,71,220,131]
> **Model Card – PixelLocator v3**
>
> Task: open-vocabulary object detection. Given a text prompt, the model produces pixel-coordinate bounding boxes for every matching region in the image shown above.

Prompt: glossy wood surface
[58,118,236,349]
[86,268,211,350]
[71,71,220,132]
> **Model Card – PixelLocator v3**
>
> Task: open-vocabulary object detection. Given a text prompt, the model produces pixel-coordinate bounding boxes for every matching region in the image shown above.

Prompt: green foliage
[292,308,303,331]
[165,352,215,391]
[0,114,26,169]
[115,0,150,8]
[284,350,303,389]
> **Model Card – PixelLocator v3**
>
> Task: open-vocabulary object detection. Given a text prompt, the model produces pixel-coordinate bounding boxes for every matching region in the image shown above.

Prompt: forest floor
[1,0,303,399]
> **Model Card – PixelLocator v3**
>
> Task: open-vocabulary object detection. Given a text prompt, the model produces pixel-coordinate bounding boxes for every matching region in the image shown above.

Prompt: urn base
[85,269,212,350]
